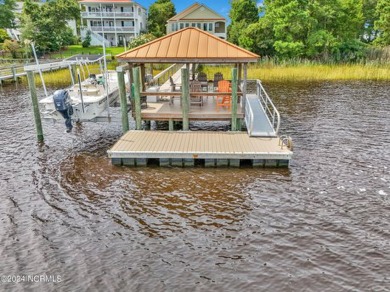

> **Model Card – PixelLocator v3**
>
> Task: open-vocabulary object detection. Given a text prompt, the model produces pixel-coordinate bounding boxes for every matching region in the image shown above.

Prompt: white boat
[39,70,125,122]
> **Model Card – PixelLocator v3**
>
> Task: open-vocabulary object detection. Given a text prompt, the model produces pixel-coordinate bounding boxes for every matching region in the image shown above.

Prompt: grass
[15,58,390,88]
[49,45,126,59]
[202,63,390,82]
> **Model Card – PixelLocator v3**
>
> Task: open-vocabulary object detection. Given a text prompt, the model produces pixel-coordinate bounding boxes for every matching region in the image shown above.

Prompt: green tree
[20,0,80,52]
[361,0,379,43]
[374,0,390,45]
[228,0,259,44]
[82,30,91,48]
[148,0,175,37]
[128,33,157,49]
[3,39,20,58]
[0,0,16,28]
[0,28,10,42]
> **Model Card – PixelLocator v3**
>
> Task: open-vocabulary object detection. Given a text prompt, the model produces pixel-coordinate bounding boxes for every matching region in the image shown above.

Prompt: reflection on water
[0,81,389,291]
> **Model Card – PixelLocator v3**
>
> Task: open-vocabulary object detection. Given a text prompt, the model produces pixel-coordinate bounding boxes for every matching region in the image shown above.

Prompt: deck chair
[190,81,203,106]
[216,80,231,110]
[197,72,208,92]
[169,76,181,105]
[213,72,223,89]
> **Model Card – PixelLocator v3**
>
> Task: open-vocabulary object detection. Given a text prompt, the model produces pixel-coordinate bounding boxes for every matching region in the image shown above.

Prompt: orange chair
[216,80,231,110]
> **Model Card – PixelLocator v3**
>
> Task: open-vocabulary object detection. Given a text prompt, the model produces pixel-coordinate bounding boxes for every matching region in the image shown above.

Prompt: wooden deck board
[108,131,292,161]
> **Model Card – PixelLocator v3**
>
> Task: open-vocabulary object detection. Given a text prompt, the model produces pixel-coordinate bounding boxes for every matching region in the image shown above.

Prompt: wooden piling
[26,71,44,142]
[231,68,238,131]
[133,67,142,130]
[181,68,190,131]
[117,70,129,133]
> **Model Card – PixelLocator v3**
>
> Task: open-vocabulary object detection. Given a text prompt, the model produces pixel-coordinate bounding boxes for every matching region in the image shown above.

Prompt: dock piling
[26,71,44,142]
[133,67,142,130]
[181,68,190,131]
[117,69,129,133]
[231,68,238,131]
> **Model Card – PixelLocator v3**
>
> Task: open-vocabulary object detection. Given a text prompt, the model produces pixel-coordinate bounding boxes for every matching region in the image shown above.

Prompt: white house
[166,3,227,39]
[79,0,147,47]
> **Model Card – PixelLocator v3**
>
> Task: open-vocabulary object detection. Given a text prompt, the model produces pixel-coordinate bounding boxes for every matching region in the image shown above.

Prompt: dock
[108,131,292,167]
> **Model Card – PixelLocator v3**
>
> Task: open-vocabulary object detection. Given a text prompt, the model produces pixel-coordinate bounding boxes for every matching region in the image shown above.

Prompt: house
[79,0,147,47]
[166,3,226,39]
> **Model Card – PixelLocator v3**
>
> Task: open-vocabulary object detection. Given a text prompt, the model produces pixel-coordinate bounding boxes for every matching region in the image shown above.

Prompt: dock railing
[150,63,183,87]
[244,97,255,135]
[256,80,280,134]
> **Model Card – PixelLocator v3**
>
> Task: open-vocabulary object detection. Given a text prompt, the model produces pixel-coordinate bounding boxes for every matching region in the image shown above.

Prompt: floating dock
[108,131,292,167]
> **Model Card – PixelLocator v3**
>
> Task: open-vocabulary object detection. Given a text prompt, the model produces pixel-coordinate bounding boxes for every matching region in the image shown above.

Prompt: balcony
[81,12,135,18]
[90,26,135,32]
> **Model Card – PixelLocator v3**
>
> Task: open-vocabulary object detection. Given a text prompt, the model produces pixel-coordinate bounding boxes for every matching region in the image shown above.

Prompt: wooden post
[231,68,238,131]
[140,64,146,91]
[181,68,189,131]
[26,71,44,142]
[117,70,129,133]
[242,63,247,114]
[169,119,174,131]
[128,63,133,100]
[133,67,142,130]
[12,65,17,82]
[70,64,77,86]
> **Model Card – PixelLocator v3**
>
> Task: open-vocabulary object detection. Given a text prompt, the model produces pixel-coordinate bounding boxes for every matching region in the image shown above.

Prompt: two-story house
[166,3,226,39]
[79,0,147,47]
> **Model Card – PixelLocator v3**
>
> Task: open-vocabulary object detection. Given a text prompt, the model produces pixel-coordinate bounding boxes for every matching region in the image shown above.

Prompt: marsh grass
[203,63,390,82]
[20,63,118,88]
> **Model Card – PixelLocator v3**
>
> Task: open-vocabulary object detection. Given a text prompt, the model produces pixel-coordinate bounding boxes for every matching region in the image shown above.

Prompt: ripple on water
[0,81,389,291]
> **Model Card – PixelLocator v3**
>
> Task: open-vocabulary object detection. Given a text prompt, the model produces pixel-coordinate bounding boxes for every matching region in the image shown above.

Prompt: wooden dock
[107,131,292,167]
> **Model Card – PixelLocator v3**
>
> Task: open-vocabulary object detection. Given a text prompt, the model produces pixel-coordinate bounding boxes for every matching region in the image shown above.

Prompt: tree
[374,0,390,45]
[0,0,16,28]
[3,39,20,58]
[0,28,10,42]
[82,30,91,48]
[228,0,259,44]
[20,0,80,52]
[127,33,157,49]
[361,0,379,43]
[148,0,175,37]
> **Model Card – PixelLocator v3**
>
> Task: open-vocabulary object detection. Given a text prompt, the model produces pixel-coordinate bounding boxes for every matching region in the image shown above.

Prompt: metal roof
[116,28,260,63]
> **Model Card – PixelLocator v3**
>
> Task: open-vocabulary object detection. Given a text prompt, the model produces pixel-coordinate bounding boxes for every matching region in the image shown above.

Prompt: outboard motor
[53,89,73,132]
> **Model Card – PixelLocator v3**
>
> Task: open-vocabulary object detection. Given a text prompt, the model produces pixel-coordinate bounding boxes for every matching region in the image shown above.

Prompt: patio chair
[213,72,223,89]
[197,72,208,92]
[190,81,203,106]
[216,80,231,110]
[169,76,181,105]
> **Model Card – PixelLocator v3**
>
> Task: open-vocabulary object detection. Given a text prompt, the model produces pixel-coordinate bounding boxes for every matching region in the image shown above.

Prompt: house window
[215,23,219,28]
[203,23,207,31]
[191,23,196,27]
[197,23,201,29]
[208,23,213,31]
[180,23,184,29]
[121,7,123,12]
[185,23,189,27]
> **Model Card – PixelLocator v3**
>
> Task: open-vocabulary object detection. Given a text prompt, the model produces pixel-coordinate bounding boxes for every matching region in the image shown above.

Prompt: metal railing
[81,12,135,18]
[244,97,255,135]
[90,26,135,32]
[256,80,280,134]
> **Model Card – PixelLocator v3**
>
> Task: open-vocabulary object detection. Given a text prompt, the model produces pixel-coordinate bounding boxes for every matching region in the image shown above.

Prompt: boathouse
[108,27,293,167]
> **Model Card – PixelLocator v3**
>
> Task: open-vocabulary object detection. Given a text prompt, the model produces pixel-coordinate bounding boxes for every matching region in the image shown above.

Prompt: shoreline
[2,63,389,88]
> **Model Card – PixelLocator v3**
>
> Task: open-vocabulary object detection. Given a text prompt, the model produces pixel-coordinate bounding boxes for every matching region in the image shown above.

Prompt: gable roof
[168,3,225,22]
[116,27,259,63]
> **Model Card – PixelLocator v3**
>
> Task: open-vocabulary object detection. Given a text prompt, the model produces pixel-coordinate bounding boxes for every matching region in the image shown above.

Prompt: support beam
[181,68,190,131]
[242,63,247,114]
[231,68,238,131]
[133,67,142,130]
[117,70,129,133]
[26,71,44,142]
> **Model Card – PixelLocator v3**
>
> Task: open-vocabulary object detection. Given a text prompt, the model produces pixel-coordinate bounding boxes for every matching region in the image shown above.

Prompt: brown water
[0,81,389,291]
